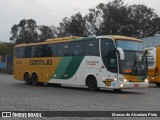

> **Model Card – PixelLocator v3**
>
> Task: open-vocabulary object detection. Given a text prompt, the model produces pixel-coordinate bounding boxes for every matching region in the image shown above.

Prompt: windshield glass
[116,40,142,51]
[119,51,148,75]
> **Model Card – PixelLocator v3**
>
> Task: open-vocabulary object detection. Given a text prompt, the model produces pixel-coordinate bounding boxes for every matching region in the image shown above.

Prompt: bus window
[70,41,84,56]
[15,47,19,58]
[31,46,36,57]
[31,44,55,57]
[34,45,41,57]
[84,40,99,56]
[47,44,56,57]
[15,47,25,58]
[108,51,117,72]
[57,42,69,56]
[101,39,117,72]
[24,46,32,58]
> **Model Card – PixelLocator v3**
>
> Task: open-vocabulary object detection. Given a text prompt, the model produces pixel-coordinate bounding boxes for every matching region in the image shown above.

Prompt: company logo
[1,112,42,118]
[2,112,11,117]
[30,59,52,65]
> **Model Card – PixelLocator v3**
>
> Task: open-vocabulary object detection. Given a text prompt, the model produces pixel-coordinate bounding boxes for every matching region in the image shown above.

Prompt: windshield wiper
[131,52,148,75]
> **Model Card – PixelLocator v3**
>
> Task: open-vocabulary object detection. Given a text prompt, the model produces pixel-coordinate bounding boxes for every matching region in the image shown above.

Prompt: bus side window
[57,43,69,56]
[48,44,56,57]
[15,47,19,58]
[70,41,84,56]
[108,51,117,69]
[24,46,32,58]
[34,45,46,57]
[34,45,41,57]
[101,39,117,72]
[17,47,25,58]
[84,40,99,56]
[45,44,53,57]
[31,46,36,57]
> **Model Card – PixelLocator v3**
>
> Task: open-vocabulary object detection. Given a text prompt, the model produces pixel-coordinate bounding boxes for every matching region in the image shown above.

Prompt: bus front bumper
[116,81,149,89]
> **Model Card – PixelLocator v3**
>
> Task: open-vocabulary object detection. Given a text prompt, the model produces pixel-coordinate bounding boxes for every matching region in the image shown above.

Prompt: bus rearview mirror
[117,47,124,60]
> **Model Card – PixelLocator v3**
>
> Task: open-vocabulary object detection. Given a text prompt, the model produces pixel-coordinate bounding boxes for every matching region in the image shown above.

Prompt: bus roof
[15,35,142,47]
[97,35,142,41]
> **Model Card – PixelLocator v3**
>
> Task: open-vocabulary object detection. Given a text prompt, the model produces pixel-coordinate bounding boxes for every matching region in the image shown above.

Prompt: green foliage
[38,25,57,42]
[100,0,130,35]
[10,19,38,44]
[56,0,160,38]
[9,0,160,45]
[88,0,160,38]
[57,12,87,37]
[0,42,14,55]
[127,4,160,38]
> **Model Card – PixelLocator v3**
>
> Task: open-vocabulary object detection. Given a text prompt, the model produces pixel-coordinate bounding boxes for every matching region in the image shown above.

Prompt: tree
[85,6,103,35]
[10,19,38,44]
[57,12,87,37]
[97,0,130,35]
[0,42,8,55]
[127,4,160,38]
[0,42,14,55]
[38,25,57,42]
[86,0,160,38]
[10,0,160,42]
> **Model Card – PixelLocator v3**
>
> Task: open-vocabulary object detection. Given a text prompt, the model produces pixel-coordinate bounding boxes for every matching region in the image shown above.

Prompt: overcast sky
[0,0,160,42]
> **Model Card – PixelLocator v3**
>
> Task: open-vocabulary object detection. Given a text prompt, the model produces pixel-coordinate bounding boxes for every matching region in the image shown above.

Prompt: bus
[13,35,148,91]
[146,46,160,87]
[0,55,13,74]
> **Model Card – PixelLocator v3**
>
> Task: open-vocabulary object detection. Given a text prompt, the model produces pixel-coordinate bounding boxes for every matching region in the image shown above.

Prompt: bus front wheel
[86,76,99,91]
[113,89,122,92]
[31,73,40,86]
[24,73,31,85]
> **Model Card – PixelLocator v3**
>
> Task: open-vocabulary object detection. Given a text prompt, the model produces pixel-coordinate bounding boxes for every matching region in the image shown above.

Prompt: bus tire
[86,76,99,91]
[113,89,122,92]
[155,83,160,87]
[24,73,31,85]
[31,73,40,86]
[47,83,61,87]
[52,83,61,87]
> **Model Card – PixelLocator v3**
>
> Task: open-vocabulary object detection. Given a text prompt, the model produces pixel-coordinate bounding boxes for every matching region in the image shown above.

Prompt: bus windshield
[116,40,142,51]
[119,51,148,75]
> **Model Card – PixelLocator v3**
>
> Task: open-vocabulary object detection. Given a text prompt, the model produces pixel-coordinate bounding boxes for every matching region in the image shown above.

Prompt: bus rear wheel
[86,76,99,91]
[31,73,40,86]
[24,73,31,85]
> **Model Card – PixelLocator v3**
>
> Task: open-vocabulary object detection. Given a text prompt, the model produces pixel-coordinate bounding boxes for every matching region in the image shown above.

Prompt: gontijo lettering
[30,59,52,65]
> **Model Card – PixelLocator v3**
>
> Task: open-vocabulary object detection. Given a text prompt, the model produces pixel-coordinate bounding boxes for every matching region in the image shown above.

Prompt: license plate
[134,84,139,87]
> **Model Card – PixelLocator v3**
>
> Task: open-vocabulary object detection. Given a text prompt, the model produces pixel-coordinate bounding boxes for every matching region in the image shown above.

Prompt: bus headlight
[123,79,128,82]
[120,84,124,87]
[144,79,148,82]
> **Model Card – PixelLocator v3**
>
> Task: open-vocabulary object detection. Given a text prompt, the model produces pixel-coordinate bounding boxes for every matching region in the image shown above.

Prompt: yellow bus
[14,35,148,91]
[146,46,160,87]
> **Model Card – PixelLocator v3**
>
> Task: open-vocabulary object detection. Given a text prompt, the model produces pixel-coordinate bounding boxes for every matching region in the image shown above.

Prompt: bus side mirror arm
[117,47,124,60]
